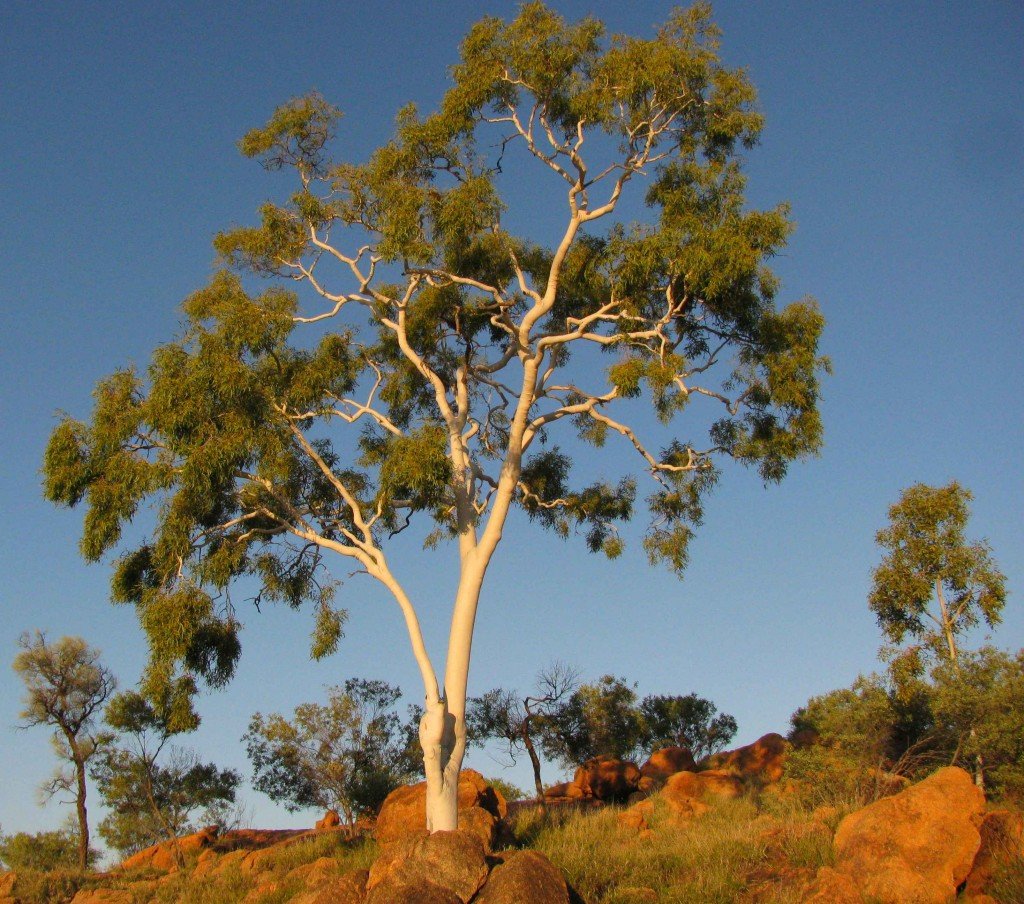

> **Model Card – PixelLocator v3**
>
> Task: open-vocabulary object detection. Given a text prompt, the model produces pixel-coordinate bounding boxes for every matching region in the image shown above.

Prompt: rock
[69,892,134,904]
[639,746,696,783]
[826,766,985,904]
[457,805,499,851]
[366,829,488,903]
[618,798,655,833]
[119,825,220,872]
[0,873,15,902]
[292,868,368,904]
[801,866,864,903]
[663,768,742,803]
[241,879,281,902]
[366,879,463,904]
[543,781,585,801]
[475,849,571,903]
[572,755,641,802]
[314,809,341,830]
[375,769,507,845]
[963,808,1024,899]
[706,732,789,783]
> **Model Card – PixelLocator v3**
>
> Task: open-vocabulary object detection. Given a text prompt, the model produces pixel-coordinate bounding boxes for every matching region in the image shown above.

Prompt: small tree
[542,675,649,767]
[0,817,99,872]
[13,633,116,870]
[93,689,240,859]
[931,647,1024,800]
[639,693,736,760]
[869,482,1007,683]
[244,679,421,832]
[467,662,578,802]
[43,3,826,831]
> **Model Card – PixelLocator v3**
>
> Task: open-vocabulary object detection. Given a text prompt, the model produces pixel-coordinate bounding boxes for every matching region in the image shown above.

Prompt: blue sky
[1,1,1021,848]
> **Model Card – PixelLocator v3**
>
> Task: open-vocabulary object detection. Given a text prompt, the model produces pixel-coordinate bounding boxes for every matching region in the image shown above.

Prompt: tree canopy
[869,482,1007,684]
[13,633,116,870]
[43,2,825,830]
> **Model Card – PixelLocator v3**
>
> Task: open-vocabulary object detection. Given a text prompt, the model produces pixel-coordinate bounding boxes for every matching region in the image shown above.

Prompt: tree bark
[74,753,89,870]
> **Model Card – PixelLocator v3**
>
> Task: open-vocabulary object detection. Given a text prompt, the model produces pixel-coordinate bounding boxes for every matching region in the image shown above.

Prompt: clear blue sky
[1,1,1021,849]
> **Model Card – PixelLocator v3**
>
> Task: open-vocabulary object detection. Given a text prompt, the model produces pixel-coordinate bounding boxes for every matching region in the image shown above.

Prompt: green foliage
[44,3,825,733]
[869,482,1007,681]
[244,680,421,828]
[94,689,239,857]
[0,821,97,871]
[542,675,648,766]
[639,693,737,760]
[931,647,1024,800]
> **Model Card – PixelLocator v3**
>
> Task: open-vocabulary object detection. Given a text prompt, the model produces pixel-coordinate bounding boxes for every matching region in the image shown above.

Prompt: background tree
[43,2,826,831]
[13,633,116,870]
[467,662,578,802]
[639,692,737,760]
[93,690,240,859]
[931,647,1024,801]
[542,675,648,767]
[244,679,421,833]
[869,482,1007,684]
[0,817,99,872]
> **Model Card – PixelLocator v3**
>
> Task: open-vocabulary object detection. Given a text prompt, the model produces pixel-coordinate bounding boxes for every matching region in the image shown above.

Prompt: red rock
[474,850,571,903]
[292,868,368,904]
[639,746,696,783]
[69,892,135,904]
[375,769,507,845]
[827,766,985,904]
[706,733,789,783]
[963,808,1024,898]
[366,879,463,903]
[572,755,641,802]
[543,781,585,801]
[366,829,488,903]
[314,809,341,830]
[801,866,864,903]
[663,768,742,803]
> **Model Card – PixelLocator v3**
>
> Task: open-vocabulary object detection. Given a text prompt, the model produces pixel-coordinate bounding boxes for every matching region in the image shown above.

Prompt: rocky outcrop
[639,746,696,783]
[291,868,368,904]
[573,755,641,802]
[475,850,572,904]
[706,732,789,783]
[375,770,507,845]
[804,766,985,904]
[663,768,742,803]
[366,829,489,904]
[314,809,341,830]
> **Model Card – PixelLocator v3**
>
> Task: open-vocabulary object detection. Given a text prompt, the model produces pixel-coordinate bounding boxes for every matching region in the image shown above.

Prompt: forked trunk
[420,697,463,831]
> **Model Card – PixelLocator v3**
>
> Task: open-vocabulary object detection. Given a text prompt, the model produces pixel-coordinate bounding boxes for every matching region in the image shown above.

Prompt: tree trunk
[522,726,547,806]
[421,697,460,831]
[74,754,90,870]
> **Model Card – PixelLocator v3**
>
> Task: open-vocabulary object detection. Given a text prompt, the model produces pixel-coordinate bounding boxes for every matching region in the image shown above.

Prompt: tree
[639,692,736,760]
[43,3,826,831]
[869,482,1007,684]
[931,647,1024,800]
[467,662,578,802]
[0,817,99,872]
[93,690,240,859]
[12,633,116,870]
[542,675,648,767]
[244,679,421,833]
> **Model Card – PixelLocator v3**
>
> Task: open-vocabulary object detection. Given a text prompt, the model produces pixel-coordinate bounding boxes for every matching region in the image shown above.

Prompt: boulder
[119,824,220,872]
[825,766,985,904]
[456,805,499,852]
[543,781,585,801]
[573,755,641,802]
[801,866,864,903]
[69,892,134,904]
[314,809,341,830]
[706,732,789,783]
[963,808,1024,899]
[292,868,368,904]
[375,769,507,845]
[475,850,571,904]
[366,879,463,904]
[366,829,488,903]
[663,768,742,803]
[639,746,696,783]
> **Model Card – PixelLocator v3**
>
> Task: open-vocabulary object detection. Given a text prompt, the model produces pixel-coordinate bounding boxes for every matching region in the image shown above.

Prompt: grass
[512,796,836,904]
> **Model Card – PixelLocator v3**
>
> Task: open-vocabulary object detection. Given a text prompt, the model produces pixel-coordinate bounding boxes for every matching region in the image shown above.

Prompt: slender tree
[244,680,421,834]
[43,3,826,830]
[13,632,116,870]
[869,482,1007,683]
[467,662,578,802]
